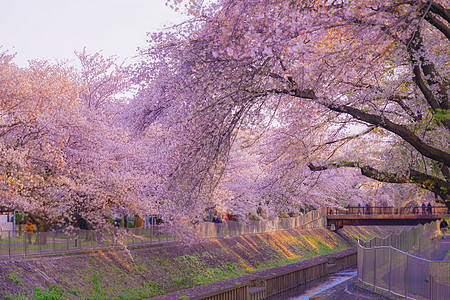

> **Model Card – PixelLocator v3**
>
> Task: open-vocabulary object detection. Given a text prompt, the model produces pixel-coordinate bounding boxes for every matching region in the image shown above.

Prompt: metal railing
[0,210,324,259]
[357,221,449,299]
[328,205,449,216]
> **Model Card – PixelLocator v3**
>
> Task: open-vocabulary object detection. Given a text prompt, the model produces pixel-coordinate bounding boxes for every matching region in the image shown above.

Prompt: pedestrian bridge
[326,205,450,228]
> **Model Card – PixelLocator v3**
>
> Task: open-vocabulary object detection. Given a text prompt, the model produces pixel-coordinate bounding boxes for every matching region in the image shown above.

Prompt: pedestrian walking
[114,219,121,229]
[440,219,448,239]
[113,219,120,245]
[212,214,220,223]
[97,231,102,247]
[25,220,35,244]
[134,215,144,236]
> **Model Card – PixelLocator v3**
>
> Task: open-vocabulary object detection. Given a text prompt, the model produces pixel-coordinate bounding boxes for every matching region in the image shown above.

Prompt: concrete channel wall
[191,248,357,300]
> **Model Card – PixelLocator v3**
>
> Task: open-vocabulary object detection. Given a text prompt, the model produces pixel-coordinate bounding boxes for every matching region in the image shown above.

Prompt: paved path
[268,271,399,300]
[312,278,387,300]
[310,277,406,300]
[268,276,382,300]
[431,235,450,260]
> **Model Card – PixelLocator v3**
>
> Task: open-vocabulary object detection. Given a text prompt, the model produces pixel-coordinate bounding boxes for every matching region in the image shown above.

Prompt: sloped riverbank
[1,226,408,299]
[2,227,349,299]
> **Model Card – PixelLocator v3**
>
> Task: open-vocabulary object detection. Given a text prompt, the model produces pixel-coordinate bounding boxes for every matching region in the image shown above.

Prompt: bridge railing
[357,221,449,299]
[0,210,324,259]
[328,205,449,216]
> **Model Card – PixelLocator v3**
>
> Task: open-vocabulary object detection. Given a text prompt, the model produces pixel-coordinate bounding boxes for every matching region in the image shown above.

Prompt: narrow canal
[266,269,358,299]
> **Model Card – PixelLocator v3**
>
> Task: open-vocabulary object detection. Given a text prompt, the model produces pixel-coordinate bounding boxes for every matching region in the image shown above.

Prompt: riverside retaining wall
[157,248,357,300]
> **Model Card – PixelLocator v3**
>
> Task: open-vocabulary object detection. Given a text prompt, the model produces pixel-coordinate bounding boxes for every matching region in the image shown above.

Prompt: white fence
[357,221,449,299]
[200,210,324,237]
[0,210,324,259]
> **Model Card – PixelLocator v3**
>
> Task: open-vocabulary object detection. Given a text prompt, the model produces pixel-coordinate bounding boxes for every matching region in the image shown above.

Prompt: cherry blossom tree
[75,48,131,111]
[0,51,141,234]
[132,0,450,212]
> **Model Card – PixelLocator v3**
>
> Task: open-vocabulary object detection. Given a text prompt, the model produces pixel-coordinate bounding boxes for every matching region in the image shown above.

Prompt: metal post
[8,230,11,259]
[408,229,411,249]
[430,275,433,300]
[361,243,365,283]
[405,254,409,299]
[24,231,26,257]
[388,247,392,295]
[12,210,16,239]
[419,238,421,257]
[374,247,377,291]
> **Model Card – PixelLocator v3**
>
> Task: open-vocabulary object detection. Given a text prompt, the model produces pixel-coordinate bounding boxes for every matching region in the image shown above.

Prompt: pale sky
[0,0,184,66]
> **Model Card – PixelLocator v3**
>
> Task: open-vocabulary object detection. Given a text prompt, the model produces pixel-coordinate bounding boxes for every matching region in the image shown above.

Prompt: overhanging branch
[264,87,450,168]
[308,162,450,201]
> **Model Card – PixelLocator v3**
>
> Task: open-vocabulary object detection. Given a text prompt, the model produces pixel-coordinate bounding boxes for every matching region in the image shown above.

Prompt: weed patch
[8,273,23,286]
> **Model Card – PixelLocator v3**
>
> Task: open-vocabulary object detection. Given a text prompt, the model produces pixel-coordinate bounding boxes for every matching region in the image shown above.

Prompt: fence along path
[357,221,449,300]
[0,210,324,259]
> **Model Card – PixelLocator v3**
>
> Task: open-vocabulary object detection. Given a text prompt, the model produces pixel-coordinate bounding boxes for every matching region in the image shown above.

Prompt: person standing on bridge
[440,219,448,239]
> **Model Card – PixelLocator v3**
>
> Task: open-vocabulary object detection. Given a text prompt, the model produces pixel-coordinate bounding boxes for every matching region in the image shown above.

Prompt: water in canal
[267,268,357,300]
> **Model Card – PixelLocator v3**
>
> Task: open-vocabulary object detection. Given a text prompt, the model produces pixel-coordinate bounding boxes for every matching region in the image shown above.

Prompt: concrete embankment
[1,225,408,299]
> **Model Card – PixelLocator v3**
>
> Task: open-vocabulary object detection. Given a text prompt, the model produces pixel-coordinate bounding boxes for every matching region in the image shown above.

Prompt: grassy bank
[2,227,351,299]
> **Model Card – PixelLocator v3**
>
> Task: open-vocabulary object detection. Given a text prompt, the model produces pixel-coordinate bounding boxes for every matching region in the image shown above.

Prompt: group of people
[352,202,435,215]
[212,214,228,223]
[419,202,434,215]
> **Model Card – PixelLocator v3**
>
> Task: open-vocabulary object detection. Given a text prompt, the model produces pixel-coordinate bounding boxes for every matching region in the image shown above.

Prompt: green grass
[4,227,351,299]
[32,285,65,300]
[8,273,23,286]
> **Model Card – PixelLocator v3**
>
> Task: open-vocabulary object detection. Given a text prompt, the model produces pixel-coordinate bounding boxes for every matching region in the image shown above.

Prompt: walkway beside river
[431,236,450,260]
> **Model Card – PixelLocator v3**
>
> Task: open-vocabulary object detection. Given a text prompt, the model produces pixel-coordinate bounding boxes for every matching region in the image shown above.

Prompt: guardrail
[0,210,324,259]
[328,205,449,216]
[357,221,449,299]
